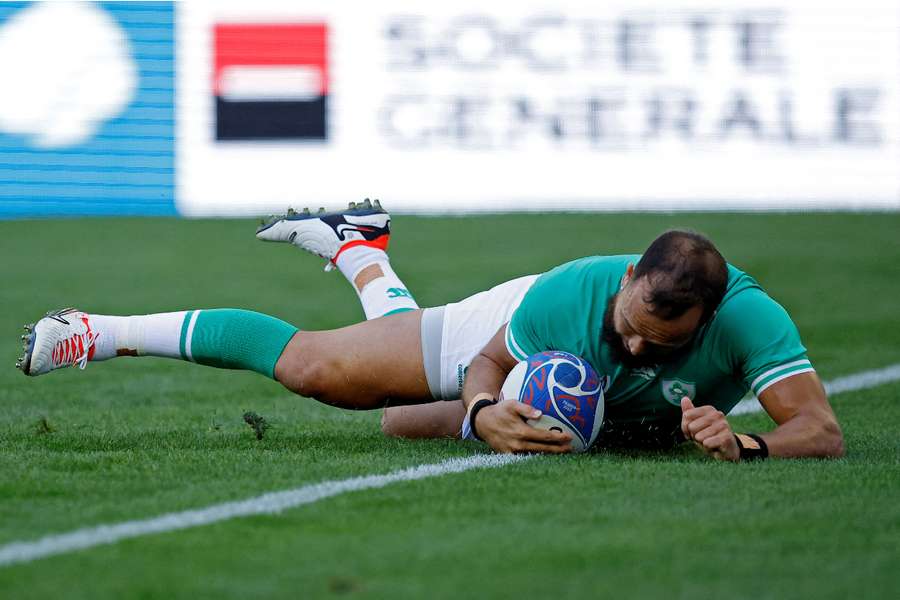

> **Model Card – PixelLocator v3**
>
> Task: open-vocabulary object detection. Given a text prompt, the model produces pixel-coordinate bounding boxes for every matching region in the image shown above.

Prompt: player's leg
[256,200,419,320]
[17,307,432,409]
[257,200,429,421]
[274,310,431,408]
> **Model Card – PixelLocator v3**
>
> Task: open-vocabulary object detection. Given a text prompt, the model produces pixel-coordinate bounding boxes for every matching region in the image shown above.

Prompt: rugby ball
[500,351,605,452]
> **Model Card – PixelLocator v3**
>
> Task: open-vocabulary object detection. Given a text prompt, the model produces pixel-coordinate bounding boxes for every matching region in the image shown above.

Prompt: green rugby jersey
[505,255,815,447]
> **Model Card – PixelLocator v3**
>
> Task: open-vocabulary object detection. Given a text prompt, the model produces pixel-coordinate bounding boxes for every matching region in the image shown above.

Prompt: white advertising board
[177,0,900,215]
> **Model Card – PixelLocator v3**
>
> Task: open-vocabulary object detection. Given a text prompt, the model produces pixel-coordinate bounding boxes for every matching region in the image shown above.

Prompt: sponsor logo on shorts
[456,363,468,395]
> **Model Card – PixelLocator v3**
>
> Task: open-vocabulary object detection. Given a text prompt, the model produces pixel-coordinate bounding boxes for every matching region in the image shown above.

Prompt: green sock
[180,309,298,379]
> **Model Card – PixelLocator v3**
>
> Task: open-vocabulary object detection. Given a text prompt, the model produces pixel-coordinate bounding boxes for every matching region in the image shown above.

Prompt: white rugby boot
[255,198,391,271]
[16,308,100,376]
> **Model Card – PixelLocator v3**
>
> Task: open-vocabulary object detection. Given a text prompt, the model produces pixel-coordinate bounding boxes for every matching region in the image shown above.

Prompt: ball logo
[519,351,603,447]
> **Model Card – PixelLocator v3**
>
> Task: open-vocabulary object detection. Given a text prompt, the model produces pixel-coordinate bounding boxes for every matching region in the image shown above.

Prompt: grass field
[1,213,899,599]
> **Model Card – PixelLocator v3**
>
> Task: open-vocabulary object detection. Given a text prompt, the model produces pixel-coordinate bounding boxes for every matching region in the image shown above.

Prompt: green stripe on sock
[382,307,415,317]
[179,310,194,361]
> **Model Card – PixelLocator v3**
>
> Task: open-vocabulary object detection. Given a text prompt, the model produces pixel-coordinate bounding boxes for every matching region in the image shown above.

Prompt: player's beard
[601,293,690,370]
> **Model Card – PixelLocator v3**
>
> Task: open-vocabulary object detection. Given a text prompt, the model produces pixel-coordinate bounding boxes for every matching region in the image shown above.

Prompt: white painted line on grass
[0,453,528,568]
[730,362,900,416]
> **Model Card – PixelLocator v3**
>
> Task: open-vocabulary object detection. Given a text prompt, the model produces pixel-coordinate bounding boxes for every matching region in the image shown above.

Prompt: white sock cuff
[136,311,189,358]
[335,245,389,284]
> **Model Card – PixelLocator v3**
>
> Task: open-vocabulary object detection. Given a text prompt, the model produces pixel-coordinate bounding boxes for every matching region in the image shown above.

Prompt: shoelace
[51,328,100,370]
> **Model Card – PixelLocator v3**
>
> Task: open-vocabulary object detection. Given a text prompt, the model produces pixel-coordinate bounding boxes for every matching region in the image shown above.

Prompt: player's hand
[680,397,739,462]
[476,400,572,454]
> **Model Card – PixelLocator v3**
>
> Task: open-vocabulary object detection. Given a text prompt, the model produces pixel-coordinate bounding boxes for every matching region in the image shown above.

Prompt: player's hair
[633,230,728,324]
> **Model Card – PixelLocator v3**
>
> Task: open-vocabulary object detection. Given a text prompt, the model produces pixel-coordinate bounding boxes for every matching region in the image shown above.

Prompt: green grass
[0,213,898,599]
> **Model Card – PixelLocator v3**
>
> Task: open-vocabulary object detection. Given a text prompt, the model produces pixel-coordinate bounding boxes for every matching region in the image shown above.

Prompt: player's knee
[283,353,381,409]
[274,331,398,410]
[278,351,334,400]
[274,333,345,400]
[296,360,330,399]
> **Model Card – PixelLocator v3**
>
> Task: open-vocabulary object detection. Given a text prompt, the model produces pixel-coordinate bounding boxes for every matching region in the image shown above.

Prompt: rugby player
[16,201,844,460]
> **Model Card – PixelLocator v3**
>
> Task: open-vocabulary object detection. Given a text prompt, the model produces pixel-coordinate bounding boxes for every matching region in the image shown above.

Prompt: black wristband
[734,433,769,461]
[469,398,498,441]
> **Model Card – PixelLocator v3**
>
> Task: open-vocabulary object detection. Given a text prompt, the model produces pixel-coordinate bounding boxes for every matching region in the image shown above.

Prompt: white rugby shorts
[420,274,540,400]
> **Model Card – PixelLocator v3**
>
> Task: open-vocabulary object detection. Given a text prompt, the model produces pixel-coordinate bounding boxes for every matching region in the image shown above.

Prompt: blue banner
[0,1,175,217]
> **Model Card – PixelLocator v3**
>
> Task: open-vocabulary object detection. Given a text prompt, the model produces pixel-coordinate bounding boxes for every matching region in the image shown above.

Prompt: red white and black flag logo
[214,23,328,140]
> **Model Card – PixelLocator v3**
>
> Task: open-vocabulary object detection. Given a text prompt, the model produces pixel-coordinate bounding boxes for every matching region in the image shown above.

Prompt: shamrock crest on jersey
[661,378,696,405]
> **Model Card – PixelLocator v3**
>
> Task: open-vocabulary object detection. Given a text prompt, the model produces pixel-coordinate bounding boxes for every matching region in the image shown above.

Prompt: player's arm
[680,288,843,461]
[753,371,843,457]
[681,372,844,461]
[462,323,572,454]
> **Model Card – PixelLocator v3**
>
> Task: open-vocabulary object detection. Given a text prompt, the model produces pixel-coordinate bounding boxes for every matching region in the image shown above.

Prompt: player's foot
[255,199,391,271]
[15,308,99,376]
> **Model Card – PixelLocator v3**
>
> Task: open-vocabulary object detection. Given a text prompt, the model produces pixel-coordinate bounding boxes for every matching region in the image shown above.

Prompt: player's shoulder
[536,254,638,289]
[717,265,781,317]
[704,265,811,392]
[510,254,634,358]
[708,264,798,342]
[517,254,636,319]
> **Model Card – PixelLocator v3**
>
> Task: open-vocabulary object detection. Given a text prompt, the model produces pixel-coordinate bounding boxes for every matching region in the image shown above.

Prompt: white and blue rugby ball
[500,351,605,452]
